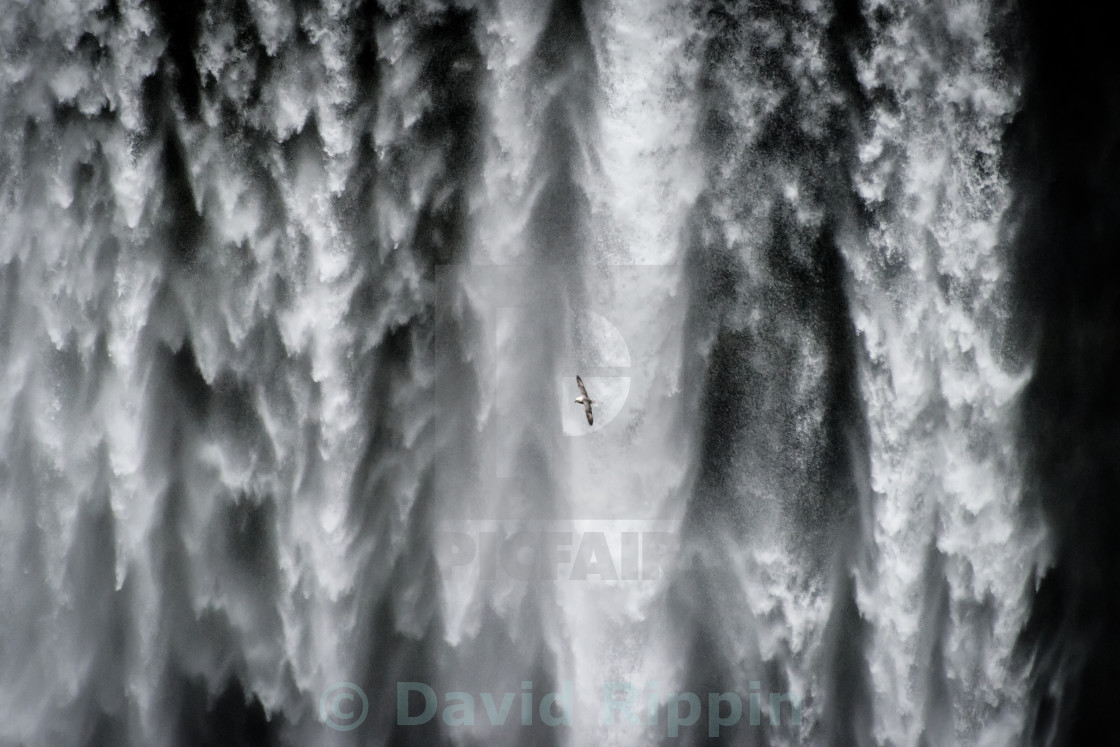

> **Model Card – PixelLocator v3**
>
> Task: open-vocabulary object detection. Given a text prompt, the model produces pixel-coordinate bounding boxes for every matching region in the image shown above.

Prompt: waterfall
[1,0,1114,745]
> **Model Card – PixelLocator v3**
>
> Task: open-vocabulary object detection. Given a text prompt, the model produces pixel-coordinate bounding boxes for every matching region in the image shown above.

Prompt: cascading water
[1,0,1116,745]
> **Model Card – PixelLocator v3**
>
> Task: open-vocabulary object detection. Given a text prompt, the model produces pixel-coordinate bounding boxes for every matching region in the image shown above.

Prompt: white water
[0,0,1044,745]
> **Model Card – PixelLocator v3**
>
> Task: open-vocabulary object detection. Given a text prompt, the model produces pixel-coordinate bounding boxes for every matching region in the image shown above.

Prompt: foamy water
[0,1,1059,745]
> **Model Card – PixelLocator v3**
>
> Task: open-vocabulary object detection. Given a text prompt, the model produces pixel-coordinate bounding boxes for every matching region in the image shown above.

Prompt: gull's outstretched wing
[576,375,589,399]
[583,401,594,425]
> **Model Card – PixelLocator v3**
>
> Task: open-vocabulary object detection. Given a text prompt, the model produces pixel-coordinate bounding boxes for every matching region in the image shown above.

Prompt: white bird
[574,375,596,425]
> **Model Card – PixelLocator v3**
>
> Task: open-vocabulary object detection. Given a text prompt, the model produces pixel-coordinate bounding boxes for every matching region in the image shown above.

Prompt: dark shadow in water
[1007,2,1120,745]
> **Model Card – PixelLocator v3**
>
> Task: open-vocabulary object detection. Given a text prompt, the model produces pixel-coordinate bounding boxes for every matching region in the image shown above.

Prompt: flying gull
[574,375,596,425]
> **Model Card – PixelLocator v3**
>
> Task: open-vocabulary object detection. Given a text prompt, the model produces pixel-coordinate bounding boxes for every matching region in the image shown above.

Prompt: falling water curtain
[1,0,1118,745]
